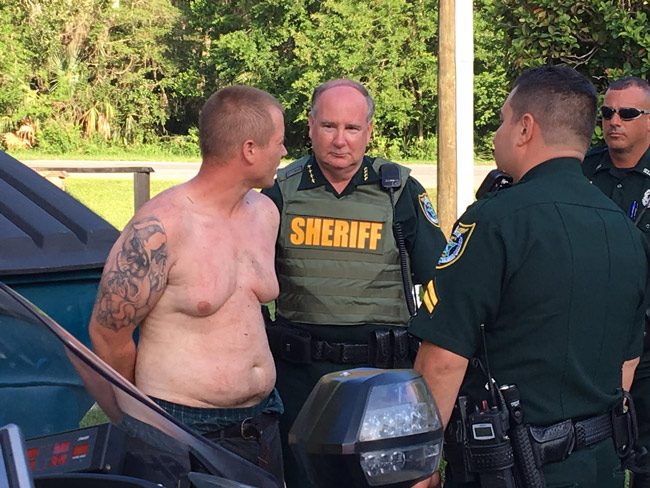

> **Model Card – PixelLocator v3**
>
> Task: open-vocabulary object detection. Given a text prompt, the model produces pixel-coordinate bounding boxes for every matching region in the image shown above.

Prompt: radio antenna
[480,324,498,406]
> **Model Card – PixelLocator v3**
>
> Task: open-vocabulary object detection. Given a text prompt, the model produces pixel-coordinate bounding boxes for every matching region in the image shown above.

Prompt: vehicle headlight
[289,368,443,488]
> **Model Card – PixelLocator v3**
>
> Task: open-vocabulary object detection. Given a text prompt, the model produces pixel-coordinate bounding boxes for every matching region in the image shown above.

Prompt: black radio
[466,400,517,488]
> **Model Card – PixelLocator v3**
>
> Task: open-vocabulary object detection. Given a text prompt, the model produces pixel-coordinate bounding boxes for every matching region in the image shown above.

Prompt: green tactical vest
[276,157,411,326]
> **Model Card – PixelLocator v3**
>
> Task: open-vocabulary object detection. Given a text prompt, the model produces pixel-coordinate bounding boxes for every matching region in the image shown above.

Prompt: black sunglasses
[601,106,650,121]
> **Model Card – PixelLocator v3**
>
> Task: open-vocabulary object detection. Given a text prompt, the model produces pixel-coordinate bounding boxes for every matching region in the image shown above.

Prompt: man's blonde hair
[199,85,283,162]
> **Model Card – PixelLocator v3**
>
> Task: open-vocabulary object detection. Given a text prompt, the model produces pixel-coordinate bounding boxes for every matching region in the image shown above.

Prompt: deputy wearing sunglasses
[583,76,650,488]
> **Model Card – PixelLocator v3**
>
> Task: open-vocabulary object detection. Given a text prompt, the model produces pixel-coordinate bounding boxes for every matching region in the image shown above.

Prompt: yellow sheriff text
[289,216,384,250]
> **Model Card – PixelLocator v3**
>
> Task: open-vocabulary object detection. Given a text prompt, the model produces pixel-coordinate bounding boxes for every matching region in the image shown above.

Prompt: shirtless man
[89,85,287,485]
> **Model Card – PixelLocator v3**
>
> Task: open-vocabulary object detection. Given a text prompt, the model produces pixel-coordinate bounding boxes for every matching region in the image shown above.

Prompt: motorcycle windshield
[0,282,277,487]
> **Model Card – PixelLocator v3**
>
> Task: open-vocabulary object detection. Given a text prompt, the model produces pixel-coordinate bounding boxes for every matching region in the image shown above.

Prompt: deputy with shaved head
[412,66,649,488]
[90,85,287,486]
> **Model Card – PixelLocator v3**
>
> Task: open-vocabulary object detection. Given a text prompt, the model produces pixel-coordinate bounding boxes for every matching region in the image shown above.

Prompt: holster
[444,396,477,484]
[266,322,313,364]
[612,391,637,459]
[527,419,575,466]
[614,391,650,474]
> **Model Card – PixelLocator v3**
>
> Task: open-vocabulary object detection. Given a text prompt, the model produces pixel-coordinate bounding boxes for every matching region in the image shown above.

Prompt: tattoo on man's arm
[95,217,168,330]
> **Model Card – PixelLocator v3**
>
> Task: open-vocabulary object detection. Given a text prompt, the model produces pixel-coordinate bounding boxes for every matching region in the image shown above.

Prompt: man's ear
[517,113,534,145]
[242,139,256,164]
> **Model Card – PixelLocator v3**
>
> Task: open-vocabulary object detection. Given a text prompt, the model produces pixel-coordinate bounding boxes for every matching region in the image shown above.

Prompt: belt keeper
[391,329,411,368]
[369,329,392,368]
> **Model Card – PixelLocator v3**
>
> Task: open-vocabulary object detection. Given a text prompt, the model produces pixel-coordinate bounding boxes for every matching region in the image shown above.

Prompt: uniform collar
[592,143,650,177]
[519,157,583,183]
[298,155,381,193]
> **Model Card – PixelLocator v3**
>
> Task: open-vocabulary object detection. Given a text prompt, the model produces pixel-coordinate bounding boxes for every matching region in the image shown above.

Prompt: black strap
[311,340,369,364]
[574,413,612,449]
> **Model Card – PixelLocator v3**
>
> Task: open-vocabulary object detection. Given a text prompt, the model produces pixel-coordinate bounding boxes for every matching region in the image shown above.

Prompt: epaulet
[372,157,411,172]
[585,145,608,158]
[459,191,499,225]
[277,156,310,182]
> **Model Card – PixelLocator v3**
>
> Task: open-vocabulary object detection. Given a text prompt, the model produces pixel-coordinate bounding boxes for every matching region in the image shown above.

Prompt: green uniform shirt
[583,144,650,237]
[263,155,447,328]
[410,158,648,426]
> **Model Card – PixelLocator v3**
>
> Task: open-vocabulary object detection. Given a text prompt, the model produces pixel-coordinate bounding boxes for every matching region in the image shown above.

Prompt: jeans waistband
[151,388,283,434]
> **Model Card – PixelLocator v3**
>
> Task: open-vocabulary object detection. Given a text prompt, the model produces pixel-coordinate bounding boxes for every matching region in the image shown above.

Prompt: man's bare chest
[163,225,277,317]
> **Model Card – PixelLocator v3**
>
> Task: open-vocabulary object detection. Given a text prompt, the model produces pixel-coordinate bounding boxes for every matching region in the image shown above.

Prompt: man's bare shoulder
[141,182,188,212]
[127,183,189,233]
[246,189,280,224]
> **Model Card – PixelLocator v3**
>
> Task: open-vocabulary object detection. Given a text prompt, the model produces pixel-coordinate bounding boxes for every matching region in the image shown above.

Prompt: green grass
[79,403,110,428]
[66,178,182,229]
[8,147,201,163]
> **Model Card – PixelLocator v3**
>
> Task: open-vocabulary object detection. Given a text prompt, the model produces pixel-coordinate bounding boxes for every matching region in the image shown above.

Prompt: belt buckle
[240,417,257,440]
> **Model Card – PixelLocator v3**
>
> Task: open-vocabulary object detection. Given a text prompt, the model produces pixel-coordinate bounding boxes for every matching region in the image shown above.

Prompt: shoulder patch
[437,222,476,269]
[418,193,439,226]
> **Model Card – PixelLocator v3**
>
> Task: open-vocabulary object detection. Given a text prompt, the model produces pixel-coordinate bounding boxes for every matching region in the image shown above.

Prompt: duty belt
[265,321,420,368]
[527,413,612,466]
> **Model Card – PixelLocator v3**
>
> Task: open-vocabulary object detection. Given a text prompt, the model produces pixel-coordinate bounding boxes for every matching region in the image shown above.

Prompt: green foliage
[176,0,439,159]
[2,1,650,159]
[473,0,509,156]
[0,5,32,124]
[403,136,438,161]
[37,123,85,154]
[470,0,650,154]
[0,0,182,151]
[492,0,650,90]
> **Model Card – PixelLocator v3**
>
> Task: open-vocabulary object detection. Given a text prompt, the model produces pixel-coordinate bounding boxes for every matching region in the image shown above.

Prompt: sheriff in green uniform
[262,79,446,488]
[412,66,649,488]
[583,76,650,487]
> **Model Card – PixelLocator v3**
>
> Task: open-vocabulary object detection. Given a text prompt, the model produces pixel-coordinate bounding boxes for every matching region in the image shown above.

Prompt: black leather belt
[206,412,278,442]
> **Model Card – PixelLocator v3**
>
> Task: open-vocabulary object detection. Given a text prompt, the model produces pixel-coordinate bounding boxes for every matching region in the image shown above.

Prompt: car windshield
[0,282,276,487]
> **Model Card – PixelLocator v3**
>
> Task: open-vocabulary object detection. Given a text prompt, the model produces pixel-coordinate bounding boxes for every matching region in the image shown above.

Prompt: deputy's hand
[412,471,441,488]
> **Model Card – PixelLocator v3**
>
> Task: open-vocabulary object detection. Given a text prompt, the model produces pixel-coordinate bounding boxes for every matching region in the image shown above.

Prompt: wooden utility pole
[437,0,457,237]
